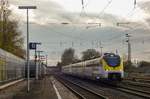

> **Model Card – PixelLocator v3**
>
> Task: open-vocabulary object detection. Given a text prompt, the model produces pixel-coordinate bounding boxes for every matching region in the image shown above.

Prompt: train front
[102,53,124,80]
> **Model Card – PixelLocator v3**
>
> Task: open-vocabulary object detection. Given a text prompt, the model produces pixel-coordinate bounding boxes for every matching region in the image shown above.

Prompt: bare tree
[0,1,25,58]
[61,48,76,65]
[81,49,100,61]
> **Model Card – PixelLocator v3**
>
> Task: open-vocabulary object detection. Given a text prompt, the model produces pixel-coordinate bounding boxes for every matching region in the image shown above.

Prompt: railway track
[124,78,150,83]
[57,74,150,99]
[116,87,150,98]
[100,80,150,98]
[54,75,108,99]
[122,80,150,88]
[120,80,150,93]
[55,75,145,99]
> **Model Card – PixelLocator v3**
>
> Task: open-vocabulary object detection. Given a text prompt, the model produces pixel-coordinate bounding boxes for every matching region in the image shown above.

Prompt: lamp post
[18,6,37,92]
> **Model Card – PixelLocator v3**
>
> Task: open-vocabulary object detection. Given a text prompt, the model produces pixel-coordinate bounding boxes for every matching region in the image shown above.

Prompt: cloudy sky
[9,0,150,65]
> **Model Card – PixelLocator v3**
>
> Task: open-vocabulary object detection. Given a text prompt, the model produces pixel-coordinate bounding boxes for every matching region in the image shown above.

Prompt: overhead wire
[134,0,137,9]
[80,0,91,17]
[25,0,139,54]
[85,0,113,29]
[126,0,137,18]
[80,0,87,16]
[97,0,113,19]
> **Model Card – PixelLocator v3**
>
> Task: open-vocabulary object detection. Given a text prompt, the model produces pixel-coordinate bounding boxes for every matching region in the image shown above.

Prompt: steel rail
[55,76,108,99]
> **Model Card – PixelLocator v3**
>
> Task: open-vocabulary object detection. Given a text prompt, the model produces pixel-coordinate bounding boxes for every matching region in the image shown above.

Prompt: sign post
[29,42,41,80]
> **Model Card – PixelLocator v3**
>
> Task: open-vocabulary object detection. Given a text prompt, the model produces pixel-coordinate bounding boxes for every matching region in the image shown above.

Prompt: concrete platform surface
[0,76,79,99]
[0,79,26,99]
[14,77,58,99]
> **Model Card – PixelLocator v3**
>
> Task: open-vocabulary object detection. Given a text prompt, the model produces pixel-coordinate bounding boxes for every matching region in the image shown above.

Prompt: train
[62,53,124,80]
[0,49,25,83]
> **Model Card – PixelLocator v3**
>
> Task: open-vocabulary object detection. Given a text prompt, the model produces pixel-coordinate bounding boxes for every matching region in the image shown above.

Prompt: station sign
[29,42,36,50]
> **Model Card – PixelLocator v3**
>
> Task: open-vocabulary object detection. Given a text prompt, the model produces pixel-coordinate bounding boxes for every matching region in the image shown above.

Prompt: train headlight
[96,76,100,79]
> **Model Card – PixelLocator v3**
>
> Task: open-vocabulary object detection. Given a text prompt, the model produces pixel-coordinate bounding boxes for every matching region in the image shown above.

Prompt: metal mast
[126,33,131,65]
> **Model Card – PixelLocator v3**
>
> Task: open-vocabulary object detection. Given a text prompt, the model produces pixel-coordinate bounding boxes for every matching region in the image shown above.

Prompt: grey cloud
[10,0,123,26]
[10,0,150,27]
[138,1,150,26]
[139,1,150,14]
[10,0,150,62]
[10,0,66,23]
[145,18,150,26]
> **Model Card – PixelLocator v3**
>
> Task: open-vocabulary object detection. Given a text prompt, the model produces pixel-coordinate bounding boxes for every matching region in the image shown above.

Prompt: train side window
[86,62,99,67]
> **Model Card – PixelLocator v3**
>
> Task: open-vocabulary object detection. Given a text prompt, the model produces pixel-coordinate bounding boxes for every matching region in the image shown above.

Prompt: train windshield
[104,53,121,67]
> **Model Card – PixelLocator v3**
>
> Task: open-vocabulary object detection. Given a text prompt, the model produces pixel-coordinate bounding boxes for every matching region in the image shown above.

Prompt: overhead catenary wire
[126,0,137,17]
[134,0,136,9]
[81,0,84,9]
[83,0,113,29]
[80,0,86,16]
[80,0,90,17]
[97,0,113,19]
[24,1,139,47]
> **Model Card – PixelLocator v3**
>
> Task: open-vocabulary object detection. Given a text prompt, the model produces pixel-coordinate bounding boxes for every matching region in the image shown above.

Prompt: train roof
[63,57,102,68]
[63,53,121,68]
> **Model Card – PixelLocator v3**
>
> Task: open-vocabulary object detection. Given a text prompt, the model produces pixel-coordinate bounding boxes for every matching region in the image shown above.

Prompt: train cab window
[104,53,121,67]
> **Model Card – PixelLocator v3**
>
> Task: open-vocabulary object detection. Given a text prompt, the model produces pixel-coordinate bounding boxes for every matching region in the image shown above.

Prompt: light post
[18,6,37,92]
